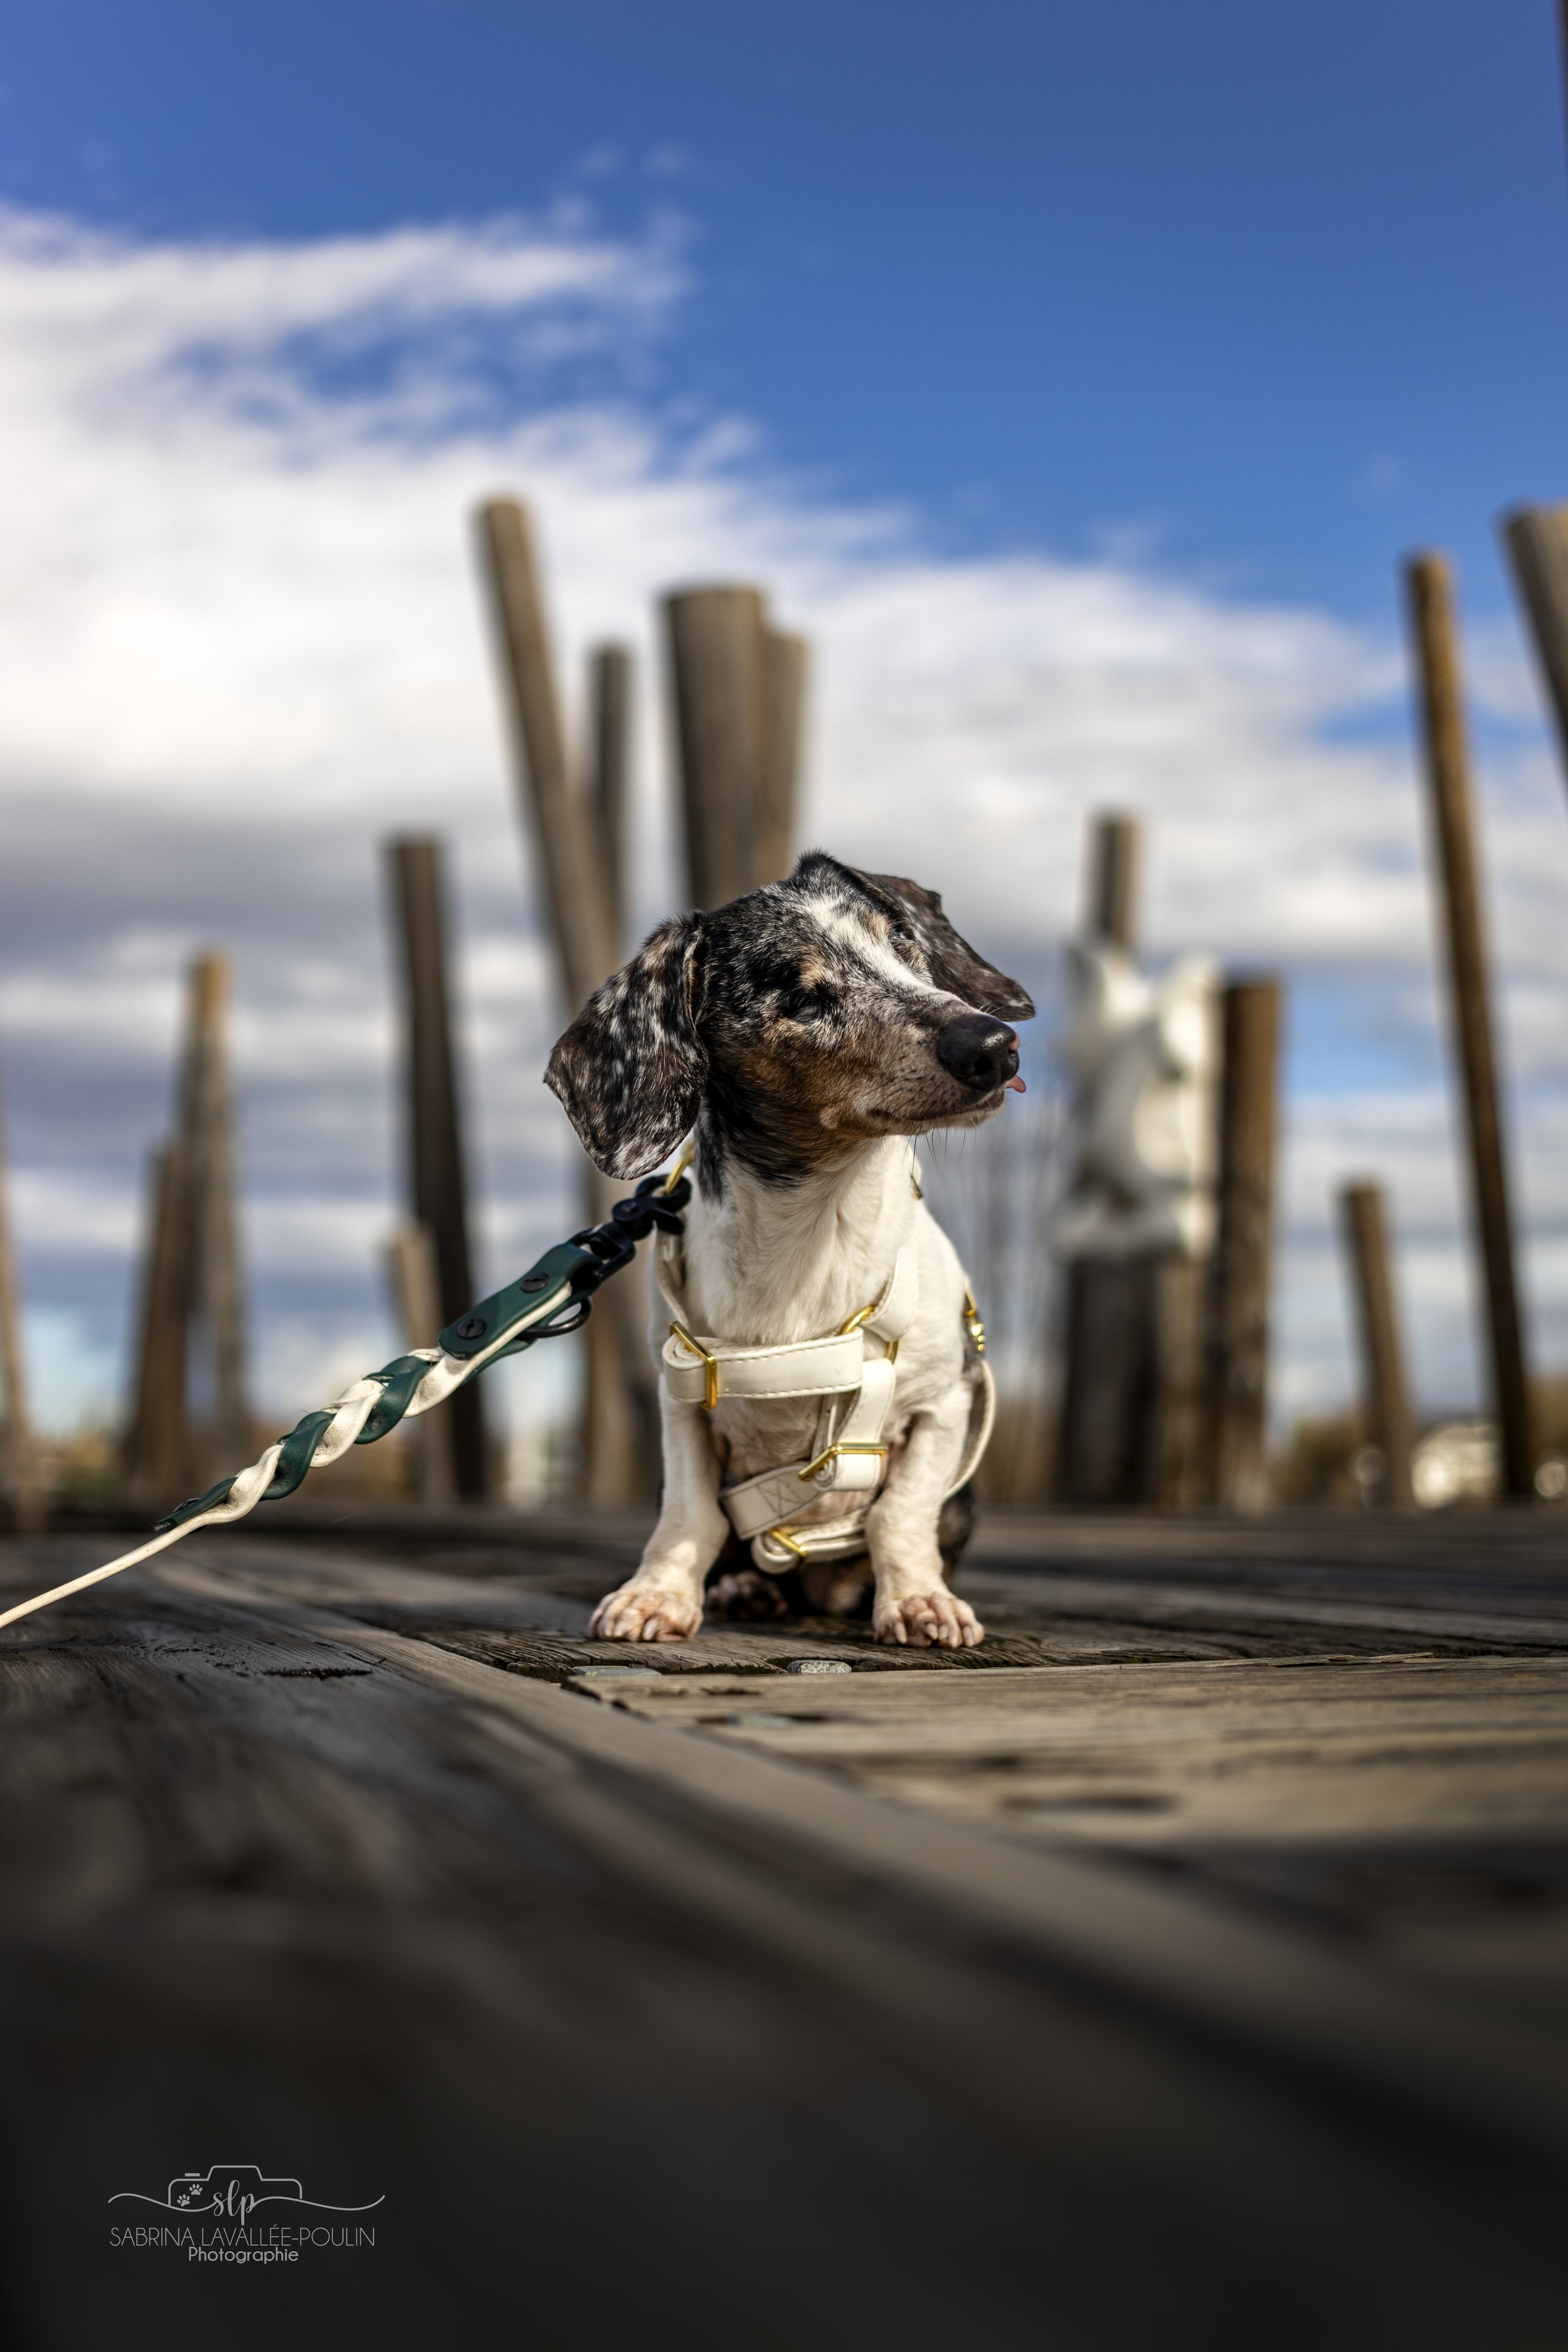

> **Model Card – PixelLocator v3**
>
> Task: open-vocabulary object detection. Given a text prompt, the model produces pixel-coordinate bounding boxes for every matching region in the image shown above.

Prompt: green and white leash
[0,1167,694,1636]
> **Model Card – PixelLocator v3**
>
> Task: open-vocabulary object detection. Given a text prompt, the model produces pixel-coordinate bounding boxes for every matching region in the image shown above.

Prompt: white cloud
[0,201,1561,1437]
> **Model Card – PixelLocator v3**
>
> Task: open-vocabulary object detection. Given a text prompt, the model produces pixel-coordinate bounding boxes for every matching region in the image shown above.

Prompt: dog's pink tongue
[1006,1074,1026,1093]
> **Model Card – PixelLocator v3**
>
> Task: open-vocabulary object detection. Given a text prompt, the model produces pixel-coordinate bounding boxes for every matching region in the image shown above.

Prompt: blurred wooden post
[386,840,488,1501]
[1404,553,1534,1501]
[1056,813,1209,1507]
[124,954,250,1500]
[124,1143,193,1502]
[1087,812,1140,949]
[475,500,618,1009]
[761,630,808,888]
[1338,1182,1415,1509]
[1500,505,1568,797]
[589,644,632,942]
[385,1219,456,1507]
[1204,979,1281,1513]
[584,640,662,1498]
[0,1082,42,1528]
[181,953,250,1472]
[474,498,647,1502]
[664,587,806,906]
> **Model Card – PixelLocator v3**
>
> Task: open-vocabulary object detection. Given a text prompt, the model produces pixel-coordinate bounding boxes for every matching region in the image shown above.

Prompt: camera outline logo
[166,2166,305,2217]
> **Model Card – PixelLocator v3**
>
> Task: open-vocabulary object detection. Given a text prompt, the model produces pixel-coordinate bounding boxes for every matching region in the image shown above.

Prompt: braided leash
[0,1169,692,1636]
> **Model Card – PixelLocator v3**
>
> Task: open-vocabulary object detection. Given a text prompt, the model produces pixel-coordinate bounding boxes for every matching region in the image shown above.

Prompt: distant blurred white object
[1535,1454,1568,1501]
[1411,1419,1498,1509]
[1054,940,1219,1261]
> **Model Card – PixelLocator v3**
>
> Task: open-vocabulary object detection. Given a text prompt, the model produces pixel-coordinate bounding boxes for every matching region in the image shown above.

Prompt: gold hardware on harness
[798,1441,890,1483]
[669,1320,720,1409]
[662,1140,696,1195]
[762,1523,808,1555]
[837,1300,877,1335]
[962,1289,987,1357]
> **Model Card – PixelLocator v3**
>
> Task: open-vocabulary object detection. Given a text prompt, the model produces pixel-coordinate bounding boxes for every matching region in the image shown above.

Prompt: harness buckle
[669,1320,721,1410]
[962,1288,987,1357]
[797,1441,890,1483]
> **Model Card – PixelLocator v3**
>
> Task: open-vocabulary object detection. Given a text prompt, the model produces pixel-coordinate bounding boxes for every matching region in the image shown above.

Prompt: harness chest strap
[657,1239,918,1408]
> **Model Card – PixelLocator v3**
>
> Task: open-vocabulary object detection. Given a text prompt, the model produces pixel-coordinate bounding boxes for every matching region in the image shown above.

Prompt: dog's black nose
[936,1015,1019,1092]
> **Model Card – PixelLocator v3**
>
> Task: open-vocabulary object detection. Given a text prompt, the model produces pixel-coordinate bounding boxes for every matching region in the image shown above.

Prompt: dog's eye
[778,981,838,1022]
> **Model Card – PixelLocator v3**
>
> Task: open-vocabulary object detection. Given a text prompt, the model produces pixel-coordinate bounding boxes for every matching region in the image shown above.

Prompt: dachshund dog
[546,850,1033,1648]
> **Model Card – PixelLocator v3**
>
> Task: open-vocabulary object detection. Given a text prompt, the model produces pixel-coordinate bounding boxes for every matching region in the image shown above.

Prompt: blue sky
[6,0,1565,613]
[1,1,1567,1443]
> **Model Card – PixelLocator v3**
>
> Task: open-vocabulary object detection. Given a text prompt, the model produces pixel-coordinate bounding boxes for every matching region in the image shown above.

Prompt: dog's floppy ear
[849,867,1035,1022]
[546,914,706,1179]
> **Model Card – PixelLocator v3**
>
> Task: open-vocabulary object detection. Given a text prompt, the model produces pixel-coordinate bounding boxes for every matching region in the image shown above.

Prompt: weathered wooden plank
[9,1574,1567,2343]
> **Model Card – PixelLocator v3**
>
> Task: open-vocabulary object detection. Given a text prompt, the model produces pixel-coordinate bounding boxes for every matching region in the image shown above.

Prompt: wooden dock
[3,1507,1567,2346]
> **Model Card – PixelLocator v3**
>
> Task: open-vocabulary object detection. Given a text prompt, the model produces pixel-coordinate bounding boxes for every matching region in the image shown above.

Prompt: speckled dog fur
[547,851,1033,1648]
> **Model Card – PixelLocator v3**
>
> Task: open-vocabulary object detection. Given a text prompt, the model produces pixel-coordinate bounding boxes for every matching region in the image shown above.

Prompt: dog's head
[547,850,1034,1183]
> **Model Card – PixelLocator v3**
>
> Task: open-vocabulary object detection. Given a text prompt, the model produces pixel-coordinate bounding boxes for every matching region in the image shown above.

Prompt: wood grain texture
[4,1522,1568,2344]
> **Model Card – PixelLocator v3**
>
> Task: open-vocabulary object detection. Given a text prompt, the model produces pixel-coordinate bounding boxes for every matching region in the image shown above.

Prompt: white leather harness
[654,1159,996,1572]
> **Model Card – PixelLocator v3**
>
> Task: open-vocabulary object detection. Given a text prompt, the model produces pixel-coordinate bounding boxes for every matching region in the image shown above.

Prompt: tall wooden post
[1500,506,1568,797]
[1086,812,1140,949]
[124,1142,193,1501]
[385,1218,456,1507]
[761,630,808,889]
[124,952,251,1500]
[473,499,647,1502]
[1404,553,1534,1501]
[589,644,632,943]
[475,500,618,1009]
[1338,1182,1415,1509]
[0,1079,41,1527]
[1204,979,1281,1513]
[664,586,805,907]
[583,640,659,1499]
[1055,812,1209,1507]
[181,953,250,1471]
[386,839,488,1500]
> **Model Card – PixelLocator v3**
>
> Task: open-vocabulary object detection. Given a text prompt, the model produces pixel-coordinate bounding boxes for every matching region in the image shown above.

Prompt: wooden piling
[385,1219,457,1507]
[473,502,655,1502]
[123,1141,193,1502]
[1338,1182,1416,1509]
[664,586,770,909]
[474,499,620,1009]
[1086,812,1141,948]
[179,953,250,1471]
[760,629,808,888]
[0,1079,42,1527]
[1056,811,1206,1507]
[664,588,804,906]
[1204,979,1281,1513]
[588,644,632,943]
[1500,506,1568,795]
[1404,553,1534,1501]
[386,839,488,1500]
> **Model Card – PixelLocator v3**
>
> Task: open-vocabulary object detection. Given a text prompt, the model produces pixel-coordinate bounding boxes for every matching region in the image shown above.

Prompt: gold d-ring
[669,1321,720,1410]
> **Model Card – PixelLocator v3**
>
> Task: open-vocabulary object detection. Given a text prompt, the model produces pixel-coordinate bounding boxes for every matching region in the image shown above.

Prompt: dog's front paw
[590,1579,703,1643]
[873,1585,983,1650]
